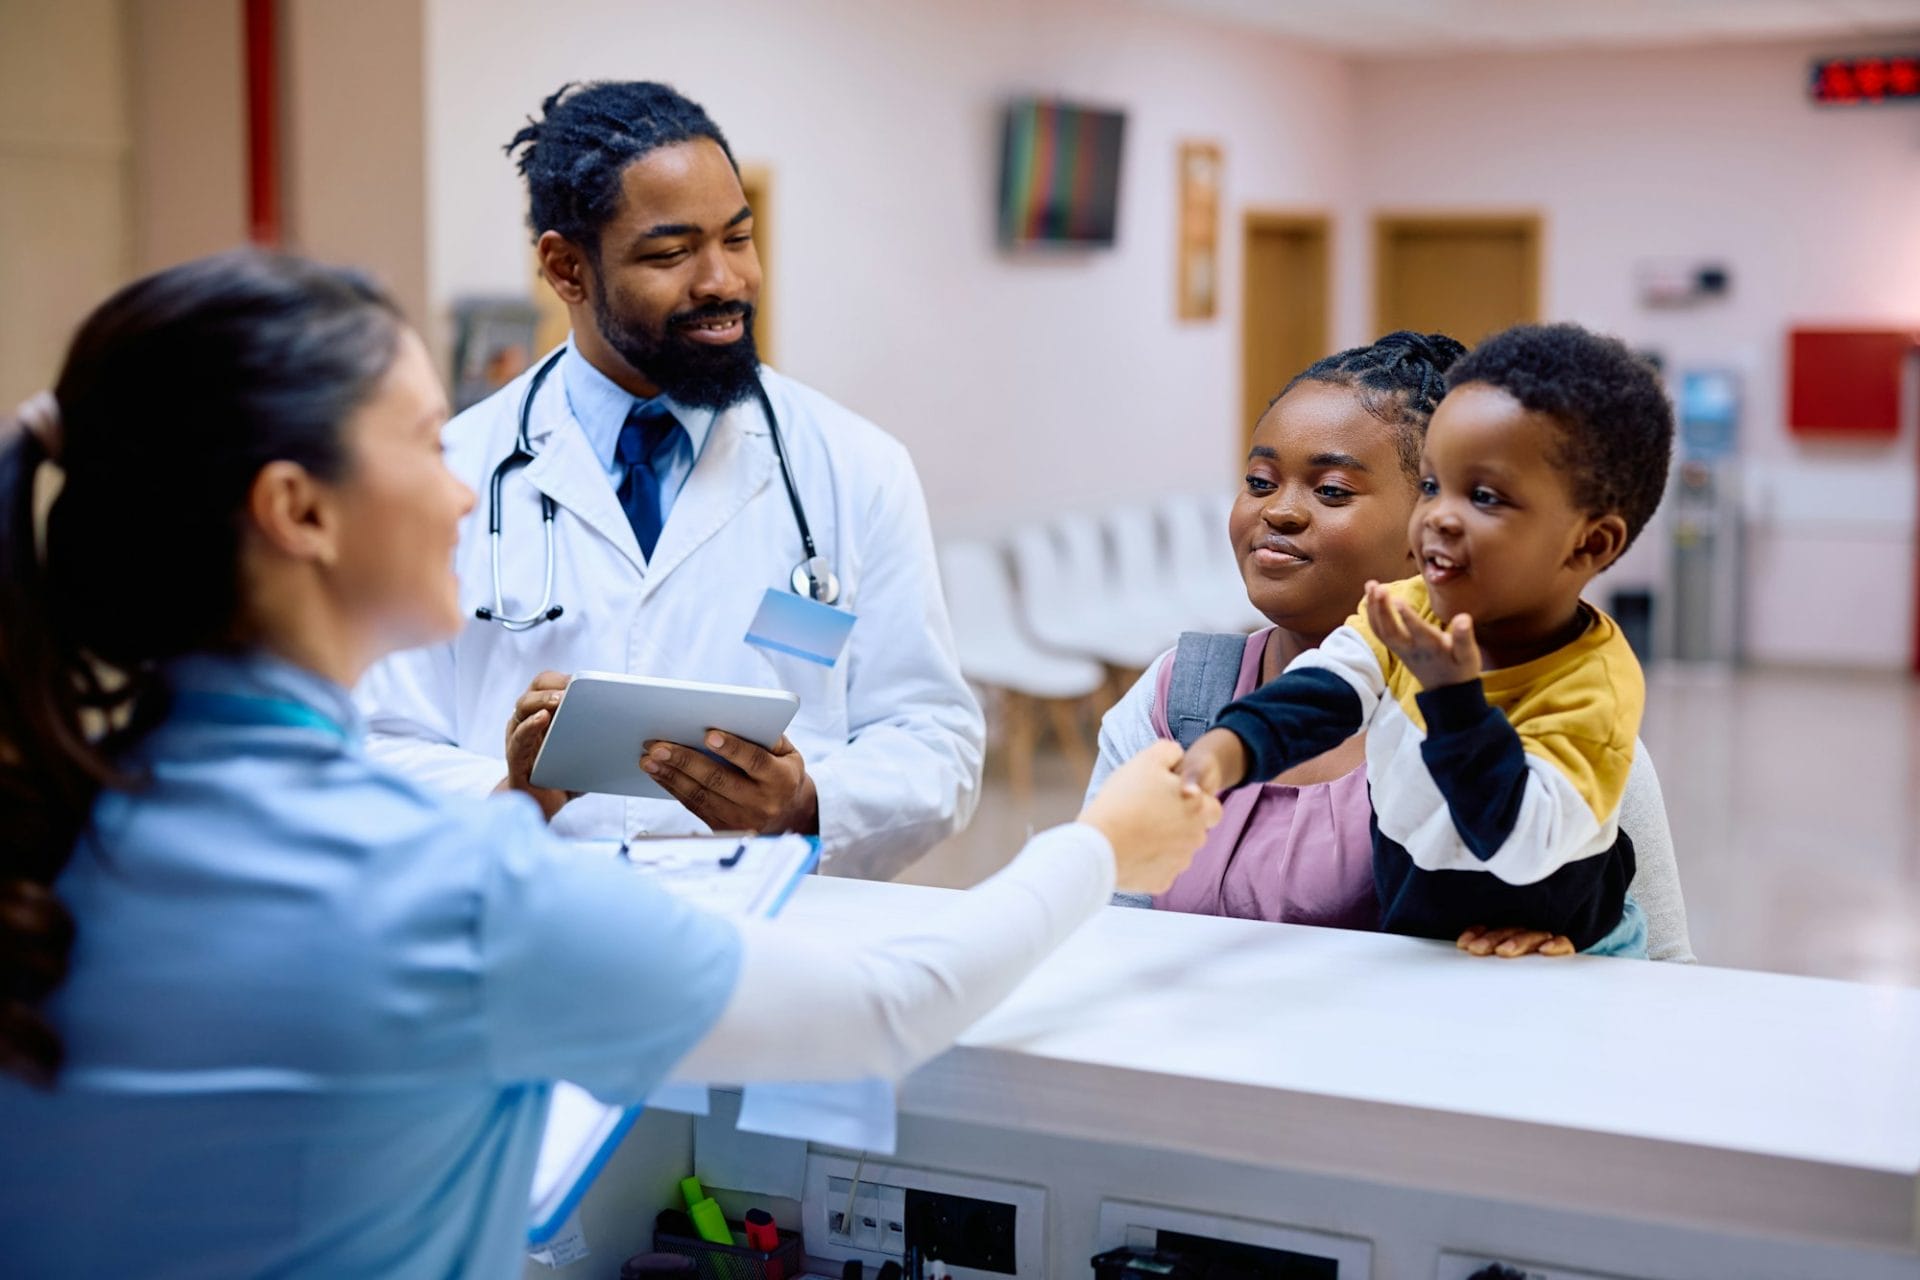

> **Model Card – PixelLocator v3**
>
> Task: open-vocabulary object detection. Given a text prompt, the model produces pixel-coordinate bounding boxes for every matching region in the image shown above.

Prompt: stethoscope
[475,348,840,631]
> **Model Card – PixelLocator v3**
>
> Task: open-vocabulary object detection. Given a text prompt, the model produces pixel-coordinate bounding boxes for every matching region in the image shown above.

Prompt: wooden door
[1374,213,1541,347]
[1241,213,1331,454]
[739,165,773,367]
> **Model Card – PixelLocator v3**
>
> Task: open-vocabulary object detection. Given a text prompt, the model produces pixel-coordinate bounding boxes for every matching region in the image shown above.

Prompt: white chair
[940,539,1106,804]
[1202,493,1264,625]
[1163,492,1263,633]
[1045,512,1174,670]
[1007,524,1111,661]
[1102,502,1191,659]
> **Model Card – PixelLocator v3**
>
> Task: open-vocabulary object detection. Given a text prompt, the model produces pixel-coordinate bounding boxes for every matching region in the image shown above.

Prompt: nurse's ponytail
[0,406,87,1086]
[0,250,401,1086]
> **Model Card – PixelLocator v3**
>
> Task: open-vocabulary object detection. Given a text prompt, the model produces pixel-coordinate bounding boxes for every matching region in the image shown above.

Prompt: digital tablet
[528,671,801,800]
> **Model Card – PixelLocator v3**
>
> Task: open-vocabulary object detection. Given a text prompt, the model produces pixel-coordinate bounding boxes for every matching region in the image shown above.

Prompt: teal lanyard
[169,690,350,742]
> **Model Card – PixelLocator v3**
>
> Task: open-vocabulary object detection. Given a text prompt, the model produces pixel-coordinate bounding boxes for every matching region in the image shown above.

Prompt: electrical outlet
[1435,1253,1646,1280]
[826,1177,906,1252]
[1093,1200,1370,1278]
[802,1155,1045,1280]
[906,1188,1017,1274]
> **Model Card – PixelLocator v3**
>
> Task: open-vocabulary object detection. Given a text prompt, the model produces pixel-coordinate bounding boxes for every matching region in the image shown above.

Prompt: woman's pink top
[1151,629,1379,929]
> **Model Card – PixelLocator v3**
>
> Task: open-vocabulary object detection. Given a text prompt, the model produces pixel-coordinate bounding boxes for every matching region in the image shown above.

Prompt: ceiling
[1127,0,1920,56]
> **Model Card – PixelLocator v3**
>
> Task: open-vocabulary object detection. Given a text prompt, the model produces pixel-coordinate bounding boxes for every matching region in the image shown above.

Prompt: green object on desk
[688,1196,732,1245]
[680,1176,707,1210]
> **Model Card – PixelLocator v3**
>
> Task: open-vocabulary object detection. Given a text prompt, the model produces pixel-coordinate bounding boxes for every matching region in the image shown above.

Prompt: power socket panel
[801,1154,1046,1280]
[826,1177,908,1256]
[1436,1253,1646,1280]
[1092,1199,1371,1278]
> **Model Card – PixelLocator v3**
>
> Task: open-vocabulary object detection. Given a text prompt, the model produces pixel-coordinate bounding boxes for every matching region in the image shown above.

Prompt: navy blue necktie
[615,401,680,560]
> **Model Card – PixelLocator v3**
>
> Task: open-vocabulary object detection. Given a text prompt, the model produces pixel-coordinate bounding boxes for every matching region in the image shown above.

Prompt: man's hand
[1456,925,1576,958]
[1364,579,1482,690]
[495,670,579,822]
[642,732,819,835]
[1180,728,1249,796]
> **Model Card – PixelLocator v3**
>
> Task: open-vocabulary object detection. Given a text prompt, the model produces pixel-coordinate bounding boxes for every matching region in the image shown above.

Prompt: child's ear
[1569,513,1630,574]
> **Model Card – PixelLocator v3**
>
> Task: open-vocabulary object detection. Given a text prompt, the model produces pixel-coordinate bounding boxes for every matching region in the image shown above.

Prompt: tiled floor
[895,666,1920,986]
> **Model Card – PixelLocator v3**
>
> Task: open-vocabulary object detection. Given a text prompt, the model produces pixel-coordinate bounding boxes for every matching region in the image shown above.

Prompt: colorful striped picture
[997,99,1127,246]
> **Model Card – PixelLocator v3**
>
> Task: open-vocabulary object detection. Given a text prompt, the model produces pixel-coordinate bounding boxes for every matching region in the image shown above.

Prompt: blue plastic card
[744,587,856,667]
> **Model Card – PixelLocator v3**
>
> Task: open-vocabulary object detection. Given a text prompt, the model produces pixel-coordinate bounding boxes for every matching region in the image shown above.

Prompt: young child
[1181,323,1674,956]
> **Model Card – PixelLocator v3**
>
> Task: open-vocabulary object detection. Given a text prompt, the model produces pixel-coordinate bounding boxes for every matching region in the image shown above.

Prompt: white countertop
[780,875,1920,1252]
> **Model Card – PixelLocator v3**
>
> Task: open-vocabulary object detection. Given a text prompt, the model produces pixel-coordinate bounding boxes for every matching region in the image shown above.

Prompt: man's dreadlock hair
[1273,330,1469,476]
[505,81,737,260]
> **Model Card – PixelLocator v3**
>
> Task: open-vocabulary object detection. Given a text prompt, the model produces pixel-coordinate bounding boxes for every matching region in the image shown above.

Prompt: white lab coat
[355,354,983,879]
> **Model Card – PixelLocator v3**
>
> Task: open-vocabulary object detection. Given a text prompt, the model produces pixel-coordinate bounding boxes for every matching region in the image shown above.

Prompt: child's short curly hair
[1447,323,1673,551]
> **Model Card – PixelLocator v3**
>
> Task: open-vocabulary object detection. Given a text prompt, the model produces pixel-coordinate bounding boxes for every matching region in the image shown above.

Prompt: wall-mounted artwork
[451,297,538,411]
[998,99,1127,248]
[1177,141,1221,320]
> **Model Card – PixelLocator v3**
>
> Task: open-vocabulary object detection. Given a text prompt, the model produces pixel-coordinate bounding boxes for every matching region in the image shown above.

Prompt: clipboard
[527,833,820,1246]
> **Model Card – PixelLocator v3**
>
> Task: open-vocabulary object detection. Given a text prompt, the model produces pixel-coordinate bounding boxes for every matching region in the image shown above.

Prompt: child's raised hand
[1364,580,1482,690]
[1179,728,1248,796]
[1456,925,1576,958]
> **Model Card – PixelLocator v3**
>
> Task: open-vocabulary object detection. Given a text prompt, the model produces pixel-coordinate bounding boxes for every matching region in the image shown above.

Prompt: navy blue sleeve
[1414,679,1528,861]
[1213,667,1366,784]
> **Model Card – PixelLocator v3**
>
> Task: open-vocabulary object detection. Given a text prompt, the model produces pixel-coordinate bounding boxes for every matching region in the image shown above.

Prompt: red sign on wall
[1809,54,1920,105]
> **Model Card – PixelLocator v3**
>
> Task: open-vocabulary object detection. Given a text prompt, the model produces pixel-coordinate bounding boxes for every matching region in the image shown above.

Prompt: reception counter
[541,875,1920,1280]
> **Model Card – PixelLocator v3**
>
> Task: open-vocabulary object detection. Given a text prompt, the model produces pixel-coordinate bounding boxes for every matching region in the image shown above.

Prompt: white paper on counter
[694,1089,810,1199]
[647,1081,711,1116]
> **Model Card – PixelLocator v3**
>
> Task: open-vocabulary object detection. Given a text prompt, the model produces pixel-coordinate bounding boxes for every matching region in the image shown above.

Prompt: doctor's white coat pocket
[751,644,850,758]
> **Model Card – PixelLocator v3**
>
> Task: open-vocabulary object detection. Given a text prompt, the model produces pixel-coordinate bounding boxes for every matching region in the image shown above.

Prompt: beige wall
[283,0,430,335]
[4,0,430,401]
[127,0,247,273]
[125,0,429,326]
[0,0,132,405]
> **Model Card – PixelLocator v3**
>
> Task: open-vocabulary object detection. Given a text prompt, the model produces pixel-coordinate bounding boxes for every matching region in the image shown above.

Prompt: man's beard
[593,283,762,412]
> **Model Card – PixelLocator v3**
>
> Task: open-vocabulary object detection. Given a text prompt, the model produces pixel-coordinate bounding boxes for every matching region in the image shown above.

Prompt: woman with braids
[1086,332,1694,962]
[0,250,1218,1277]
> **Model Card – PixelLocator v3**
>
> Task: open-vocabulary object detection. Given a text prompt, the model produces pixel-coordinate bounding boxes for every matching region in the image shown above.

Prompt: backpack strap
[1163,631,1251,748]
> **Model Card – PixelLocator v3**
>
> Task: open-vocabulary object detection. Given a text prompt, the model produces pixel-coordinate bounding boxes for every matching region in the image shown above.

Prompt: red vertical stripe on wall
[245,0,280,244]
[1026,103,1055,242]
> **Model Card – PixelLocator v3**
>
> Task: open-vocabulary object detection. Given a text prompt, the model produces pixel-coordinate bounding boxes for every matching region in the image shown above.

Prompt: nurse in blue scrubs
[0,250,1219,1279]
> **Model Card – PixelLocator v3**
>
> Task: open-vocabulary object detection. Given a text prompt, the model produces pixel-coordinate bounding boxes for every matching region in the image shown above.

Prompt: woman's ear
[536,232,591,307]
[246,460,340,566]
[1569,513,1629,574]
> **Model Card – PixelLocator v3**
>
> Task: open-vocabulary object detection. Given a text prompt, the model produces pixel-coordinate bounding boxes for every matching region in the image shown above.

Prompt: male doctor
[357,81,983,878]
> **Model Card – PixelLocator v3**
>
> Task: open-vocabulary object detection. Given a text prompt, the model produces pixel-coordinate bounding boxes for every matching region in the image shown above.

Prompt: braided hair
[505,81,738,259]
[1274,330,1468,475]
